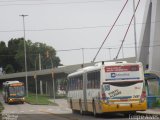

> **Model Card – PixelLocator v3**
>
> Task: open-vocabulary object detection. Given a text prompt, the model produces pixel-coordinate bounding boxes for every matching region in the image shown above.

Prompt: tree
[8,38,23,72]
[0,41,8,70]
[5,64,15,73]
[0,38,62,73]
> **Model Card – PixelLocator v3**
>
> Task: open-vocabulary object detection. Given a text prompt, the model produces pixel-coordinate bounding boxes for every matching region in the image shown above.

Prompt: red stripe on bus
[105,65,139,72]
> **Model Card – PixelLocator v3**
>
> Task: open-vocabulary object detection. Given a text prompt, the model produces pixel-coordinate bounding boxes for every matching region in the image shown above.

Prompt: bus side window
[77,75,82,90]
[80,75,83,90]
[71,79,74,90]
[87,73,91,89]
[76,78,78,90]
[73,78,75,90]
[87,71,100,89]
[95,71,100,88]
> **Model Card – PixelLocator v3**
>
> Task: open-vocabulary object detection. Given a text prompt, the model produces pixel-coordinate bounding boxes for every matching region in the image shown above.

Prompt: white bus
[67,61,147,116]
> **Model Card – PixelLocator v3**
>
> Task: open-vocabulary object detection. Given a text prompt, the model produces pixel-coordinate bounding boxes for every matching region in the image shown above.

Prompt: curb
[137,111,160,117]
[25,101,58,106]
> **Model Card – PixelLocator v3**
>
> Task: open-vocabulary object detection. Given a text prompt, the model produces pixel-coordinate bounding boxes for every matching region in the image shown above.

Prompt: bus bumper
[101,101,147,113]
[8,98,25,103]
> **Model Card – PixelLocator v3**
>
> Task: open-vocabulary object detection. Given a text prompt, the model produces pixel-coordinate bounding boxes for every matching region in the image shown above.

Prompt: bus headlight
[9,98,13,102]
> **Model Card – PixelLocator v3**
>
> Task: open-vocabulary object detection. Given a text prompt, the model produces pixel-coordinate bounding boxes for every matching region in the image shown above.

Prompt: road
[0,94,157,120]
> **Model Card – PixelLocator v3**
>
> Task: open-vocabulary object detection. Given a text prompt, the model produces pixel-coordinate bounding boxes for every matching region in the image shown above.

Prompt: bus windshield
[9,86,25,97]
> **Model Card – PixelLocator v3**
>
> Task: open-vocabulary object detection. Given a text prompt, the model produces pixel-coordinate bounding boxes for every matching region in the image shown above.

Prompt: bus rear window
[103,81,142,87]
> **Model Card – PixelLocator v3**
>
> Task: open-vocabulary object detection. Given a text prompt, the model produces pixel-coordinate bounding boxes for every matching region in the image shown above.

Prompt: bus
[2,81,25,104]
[67,61,147,116]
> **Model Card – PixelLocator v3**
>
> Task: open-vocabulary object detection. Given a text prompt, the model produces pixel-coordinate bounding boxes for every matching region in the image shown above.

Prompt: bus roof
[68,61,142,77]
[3,81,21,86]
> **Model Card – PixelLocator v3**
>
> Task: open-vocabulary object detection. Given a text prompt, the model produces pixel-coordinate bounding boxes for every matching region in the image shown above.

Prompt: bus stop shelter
[144,71,160,108]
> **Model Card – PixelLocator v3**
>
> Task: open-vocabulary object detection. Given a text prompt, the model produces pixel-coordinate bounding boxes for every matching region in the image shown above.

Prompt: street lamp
[37,43,42,70]
[81,48,84,65]
[50,56,55,102]
[20,14,28,97]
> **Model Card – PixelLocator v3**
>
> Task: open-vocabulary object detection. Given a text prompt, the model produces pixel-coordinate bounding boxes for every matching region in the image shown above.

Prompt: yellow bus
[67,61,147,116]
[2,81,25,104]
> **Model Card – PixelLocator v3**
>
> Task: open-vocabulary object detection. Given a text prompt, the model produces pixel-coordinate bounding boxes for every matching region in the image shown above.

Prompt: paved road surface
[0,94,158,120]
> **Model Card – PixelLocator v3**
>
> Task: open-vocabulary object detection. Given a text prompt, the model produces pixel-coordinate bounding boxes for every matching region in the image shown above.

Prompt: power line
[0,20,160,33]
[0,0,46,2]
[1,44,160,56]
[56,44,160,52]
[0,0,120,6]
[0,0,118,2]
[92,0,129,62]
[115,0,141,59]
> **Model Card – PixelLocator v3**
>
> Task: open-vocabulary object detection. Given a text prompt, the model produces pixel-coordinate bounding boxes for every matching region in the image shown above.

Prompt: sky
[0,0,147,65]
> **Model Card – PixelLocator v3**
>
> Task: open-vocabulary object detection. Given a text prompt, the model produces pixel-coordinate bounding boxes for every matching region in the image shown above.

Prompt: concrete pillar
[46,81,48,95]
[40,80,43,95]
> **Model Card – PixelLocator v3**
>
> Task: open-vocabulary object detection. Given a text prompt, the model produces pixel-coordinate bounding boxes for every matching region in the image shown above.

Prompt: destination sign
[105,65,139,72]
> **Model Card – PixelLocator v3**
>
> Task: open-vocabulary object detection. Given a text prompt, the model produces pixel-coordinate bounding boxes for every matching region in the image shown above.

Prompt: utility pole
[34,72,38,103]
[38,43,42,70]
[39,54,41,70]
[20,14,28,97]
[50,56,55,102]
[81,48,84,65]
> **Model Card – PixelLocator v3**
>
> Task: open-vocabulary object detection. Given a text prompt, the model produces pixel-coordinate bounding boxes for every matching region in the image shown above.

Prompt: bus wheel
[80,104,83,115]
[4,99,7,103]
[72,109,77,114]
[92,102,98,117]
[70,99,73,109]
[124,111,136,117]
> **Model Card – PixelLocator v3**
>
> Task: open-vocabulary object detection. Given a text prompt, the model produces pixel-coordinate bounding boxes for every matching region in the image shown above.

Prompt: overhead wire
[92,0,129,62]
[0,0,120,6]
[0,20,160,33]
[1,44,160,57]
[115,0,141,59]
[0,0,47,2]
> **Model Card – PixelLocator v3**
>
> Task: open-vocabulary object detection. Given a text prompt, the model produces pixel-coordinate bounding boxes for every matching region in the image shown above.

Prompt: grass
[156,99,160,107]
[25,93,57,105]
[56,94,67,99]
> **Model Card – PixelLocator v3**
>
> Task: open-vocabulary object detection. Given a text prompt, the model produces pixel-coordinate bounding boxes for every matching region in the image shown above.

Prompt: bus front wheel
[79,102,83,115]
